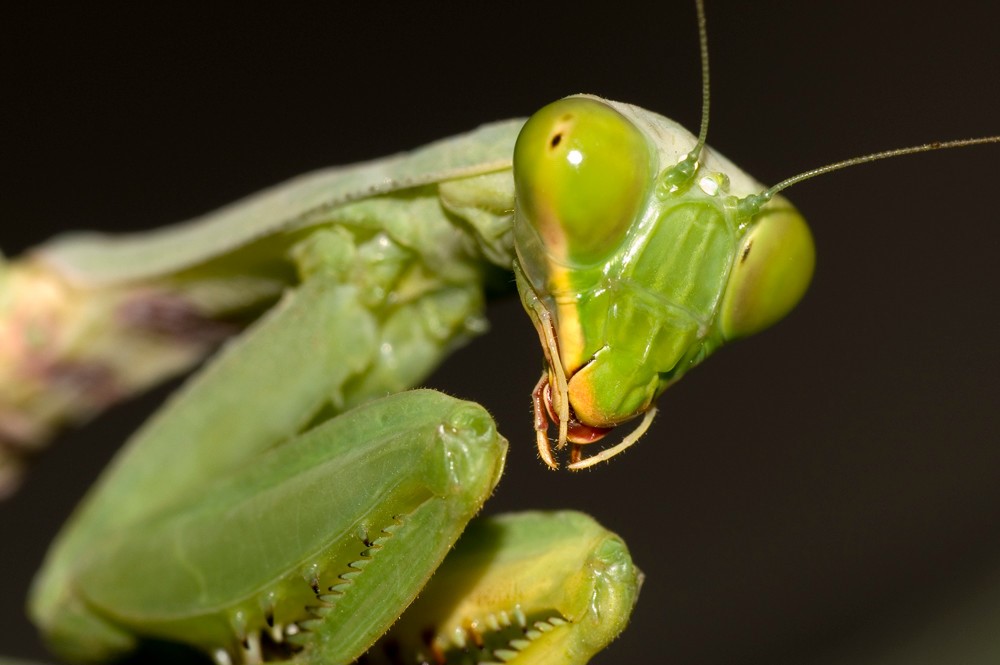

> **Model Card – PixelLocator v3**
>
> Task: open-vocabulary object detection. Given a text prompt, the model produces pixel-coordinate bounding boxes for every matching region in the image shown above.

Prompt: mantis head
[513,95,815,469]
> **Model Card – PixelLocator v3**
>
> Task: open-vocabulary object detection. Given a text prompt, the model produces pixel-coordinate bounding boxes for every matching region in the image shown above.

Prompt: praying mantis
[4,2,1000,664]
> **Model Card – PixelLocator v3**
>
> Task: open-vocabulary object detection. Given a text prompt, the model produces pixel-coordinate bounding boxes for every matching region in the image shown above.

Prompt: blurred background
[2,2,999,663]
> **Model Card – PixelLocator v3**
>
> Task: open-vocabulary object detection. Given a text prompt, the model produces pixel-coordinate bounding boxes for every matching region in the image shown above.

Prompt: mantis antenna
[693,2,996,211]
[692,0,710,156]
[737,138,1000,218]
[659,0,711,193]
[767,137,1000,198]
[740,135,1000,214]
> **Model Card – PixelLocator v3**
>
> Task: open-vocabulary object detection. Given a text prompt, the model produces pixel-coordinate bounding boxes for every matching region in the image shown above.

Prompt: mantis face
[513,96,815,468]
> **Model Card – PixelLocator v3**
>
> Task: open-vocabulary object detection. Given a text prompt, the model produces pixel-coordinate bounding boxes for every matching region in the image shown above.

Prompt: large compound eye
[514,97,653,264]
[719,206,815,339]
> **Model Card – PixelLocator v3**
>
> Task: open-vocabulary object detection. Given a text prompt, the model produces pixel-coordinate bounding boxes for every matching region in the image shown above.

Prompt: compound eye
[719,205,815,339]
[514,97,653,264]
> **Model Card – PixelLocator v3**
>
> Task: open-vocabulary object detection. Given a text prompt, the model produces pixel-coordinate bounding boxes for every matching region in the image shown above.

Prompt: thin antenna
[693,0,710,155]
[659,0,711,193]
[764,136,1000,200]
[731,134,1000,218]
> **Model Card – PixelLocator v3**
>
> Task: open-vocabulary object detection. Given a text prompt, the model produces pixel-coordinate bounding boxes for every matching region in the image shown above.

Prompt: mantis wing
[1,123,521,494]
[36,120,522,287]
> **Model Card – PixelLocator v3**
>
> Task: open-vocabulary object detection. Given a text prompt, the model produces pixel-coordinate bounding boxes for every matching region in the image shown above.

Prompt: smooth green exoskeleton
[366,511,641,665]
[35,390,507,664]
[514,95,815,468]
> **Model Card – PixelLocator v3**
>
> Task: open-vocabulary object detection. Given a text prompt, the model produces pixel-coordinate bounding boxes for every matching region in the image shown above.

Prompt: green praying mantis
[5,1,1000,664]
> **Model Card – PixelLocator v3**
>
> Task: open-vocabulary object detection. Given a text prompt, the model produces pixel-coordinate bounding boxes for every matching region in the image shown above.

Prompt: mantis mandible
[4,2,1000,664]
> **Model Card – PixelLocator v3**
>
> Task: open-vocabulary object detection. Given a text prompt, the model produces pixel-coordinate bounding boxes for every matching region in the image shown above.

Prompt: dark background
[3,2,1000,663]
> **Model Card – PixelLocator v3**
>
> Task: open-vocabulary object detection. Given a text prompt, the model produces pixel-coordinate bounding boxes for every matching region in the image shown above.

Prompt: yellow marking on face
[547,262,586,376]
